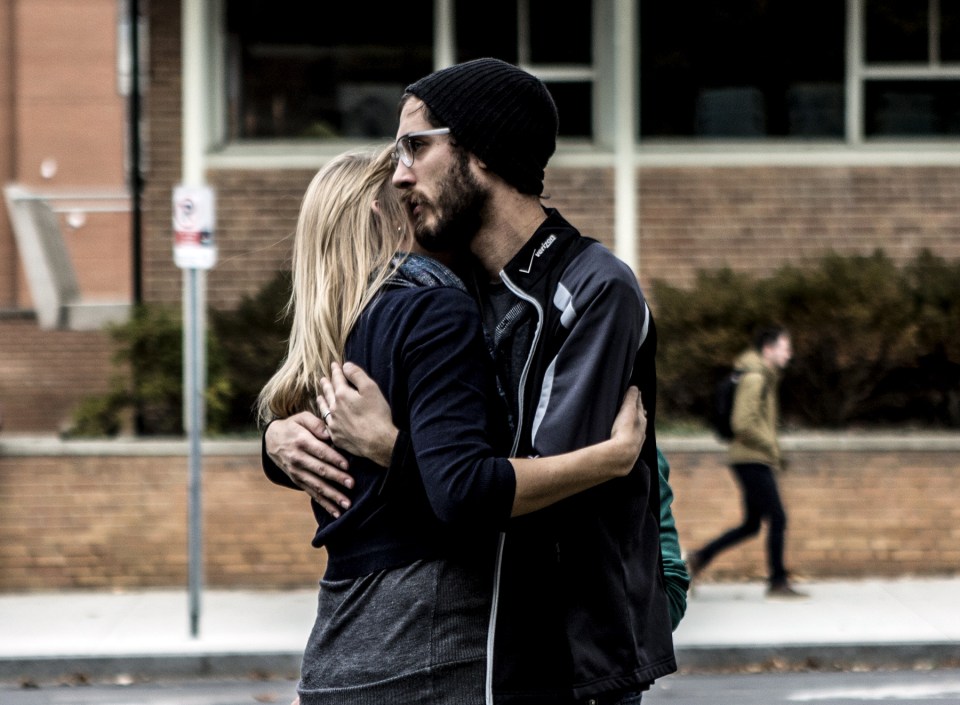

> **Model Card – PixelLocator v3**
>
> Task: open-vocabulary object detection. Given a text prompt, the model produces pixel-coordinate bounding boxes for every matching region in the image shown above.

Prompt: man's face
[765,334,793,370]
[392,98,488,253]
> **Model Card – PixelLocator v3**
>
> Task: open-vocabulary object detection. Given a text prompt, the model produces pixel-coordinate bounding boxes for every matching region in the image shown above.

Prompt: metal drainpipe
[129,0,143,306]
[3,0,19,306]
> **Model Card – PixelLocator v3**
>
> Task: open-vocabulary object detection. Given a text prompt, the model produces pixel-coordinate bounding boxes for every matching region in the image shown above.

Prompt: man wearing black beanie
[392,57,675,705]
[265,58,677,705]
[403,57,559,197]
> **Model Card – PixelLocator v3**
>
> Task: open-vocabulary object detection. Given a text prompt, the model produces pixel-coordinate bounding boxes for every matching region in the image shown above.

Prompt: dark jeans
[694,462,788,585]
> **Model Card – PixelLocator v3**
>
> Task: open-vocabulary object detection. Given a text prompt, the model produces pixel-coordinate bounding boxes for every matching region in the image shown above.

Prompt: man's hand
[608,387,647,475]
[319,362,398,467]
[265,412,354,518]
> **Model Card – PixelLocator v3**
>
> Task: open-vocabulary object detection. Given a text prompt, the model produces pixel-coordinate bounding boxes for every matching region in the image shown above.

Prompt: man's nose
[392,161,414,189]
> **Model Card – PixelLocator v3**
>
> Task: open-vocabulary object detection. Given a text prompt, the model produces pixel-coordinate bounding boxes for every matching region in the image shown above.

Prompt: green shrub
[72,249,960,437]
[653,249,960,430]
[68,393,128,437]
[904,250,960,426]
[66,305,232,437]
[770,251,919,426]
[68,271,292,438]
[210,270,292,431]
[654,267,767,423]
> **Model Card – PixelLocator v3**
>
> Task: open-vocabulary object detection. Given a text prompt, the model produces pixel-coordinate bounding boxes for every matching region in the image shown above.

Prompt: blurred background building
[2,0,960,433]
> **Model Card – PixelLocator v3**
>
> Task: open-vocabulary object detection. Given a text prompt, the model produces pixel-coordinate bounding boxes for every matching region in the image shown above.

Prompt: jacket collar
[499,208,580,288]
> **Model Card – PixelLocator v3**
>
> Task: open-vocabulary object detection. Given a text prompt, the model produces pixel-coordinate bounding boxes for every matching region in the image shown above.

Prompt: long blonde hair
[257,146,407,425]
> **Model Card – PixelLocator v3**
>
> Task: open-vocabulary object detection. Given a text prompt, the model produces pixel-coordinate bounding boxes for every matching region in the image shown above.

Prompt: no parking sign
[173,185,217,269]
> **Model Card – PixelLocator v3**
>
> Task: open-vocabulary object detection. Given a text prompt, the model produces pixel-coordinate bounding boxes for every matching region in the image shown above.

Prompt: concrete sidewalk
[1,578,958,683]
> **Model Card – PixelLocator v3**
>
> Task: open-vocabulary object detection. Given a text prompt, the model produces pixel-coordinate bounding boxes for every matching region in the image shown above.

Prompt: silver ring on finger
[322,410,332,423]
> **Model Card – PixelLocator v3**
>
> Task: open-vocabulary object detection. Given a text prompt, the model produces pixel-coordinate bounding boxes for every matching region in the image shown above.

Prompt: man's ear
[468,155,490,182]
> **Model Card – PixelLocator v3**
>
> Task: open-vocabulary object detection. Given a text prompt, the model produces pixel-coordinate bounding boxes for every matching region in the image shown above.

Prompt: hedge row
[652,249,960,430]
[70,250,960,436]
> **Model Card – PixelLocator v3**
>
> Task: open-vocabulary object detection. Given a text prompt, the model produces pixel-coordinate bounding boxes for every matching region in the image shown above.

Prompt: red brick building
[1,1,959,592]
[3,0,960,433]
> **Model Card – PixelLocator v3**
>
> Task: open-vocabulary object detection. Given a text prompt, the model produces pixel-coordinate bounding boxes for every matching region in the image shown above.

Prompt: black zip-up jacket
[262,263,517,580]
[480,209,676,704]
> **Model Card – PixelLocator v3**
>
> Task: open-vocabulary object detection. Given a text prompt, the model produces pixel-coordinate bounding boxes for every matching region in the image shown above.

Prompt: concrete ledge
[660,432,960,453]
[0,436,259,456]
[2,432,960,457]
[63,301,131,331]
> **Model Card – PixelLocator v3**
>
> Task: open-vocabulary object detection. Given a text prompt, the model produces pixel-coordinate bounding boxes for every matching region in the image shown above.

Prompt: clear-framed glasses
[393,127,451,168]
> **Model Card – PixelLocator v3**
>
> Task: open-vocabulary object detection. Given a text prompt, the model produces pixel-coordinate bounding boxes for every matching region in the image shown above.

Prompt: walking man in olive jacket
[687,325,807,598]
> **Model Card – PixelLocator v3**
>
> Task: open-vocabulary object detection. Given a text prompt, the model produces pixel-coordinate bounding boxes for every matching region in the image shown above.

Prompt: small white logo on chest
[519,234,557,274]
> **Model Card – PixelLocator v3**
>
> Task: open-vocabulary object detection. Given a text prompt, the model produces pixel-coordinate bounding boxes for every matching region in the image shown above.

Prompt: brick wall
[140,0,182,306]
[0,318,114,433]
[0,436,956,592]
[5,0,960,438]
[0,0,130,309]
[0,440,323,591]
[140,163,960,311]
[665,437,960,582]
[201,169,315,309]
[635,166,960,291]
[138,4,960,310]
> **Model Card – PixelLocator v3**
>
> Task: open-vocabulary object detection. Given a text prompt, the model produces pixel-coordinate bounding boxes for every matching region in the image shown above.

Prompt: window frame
[853,0,960,142]
[199,0,960,174]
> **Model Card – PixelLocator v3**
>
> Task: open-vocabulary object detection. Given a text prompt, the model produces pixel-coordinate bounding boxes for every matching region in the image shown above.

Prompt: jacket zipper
[484,270,544,704]
[499,270,544,456]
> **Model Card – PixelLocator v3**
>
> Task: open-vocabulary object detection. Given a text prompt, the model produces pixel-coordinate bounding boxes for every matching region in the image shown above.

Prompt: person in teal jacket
[657,447,689,630]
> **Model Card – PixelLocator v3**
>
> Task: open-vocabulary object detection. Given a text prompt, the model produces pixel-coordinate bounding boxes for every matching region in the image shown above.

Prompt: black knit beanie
[405,58,558,196]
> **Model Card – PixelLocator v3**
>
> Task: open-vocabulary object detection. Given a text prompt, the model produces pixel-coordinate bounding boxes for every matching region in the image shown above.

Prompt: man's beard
[413,151,488,254]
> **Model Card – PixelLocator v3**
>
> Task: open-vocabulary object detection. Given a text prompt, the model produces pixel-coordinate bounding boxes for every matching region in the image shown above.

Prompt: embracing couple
[258,58,686,705]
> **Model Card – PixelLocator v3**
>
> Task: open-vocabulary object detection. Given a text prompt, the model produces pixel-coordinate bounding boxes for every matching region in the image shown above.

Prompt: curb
[5,642,959,685]
[675,641,960,673]
[0,652,302,684]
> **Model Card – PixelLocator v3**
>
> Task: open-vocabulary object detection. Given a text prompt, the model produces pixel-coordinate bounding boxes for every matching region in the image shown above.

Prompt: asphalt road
[649,668,960,704]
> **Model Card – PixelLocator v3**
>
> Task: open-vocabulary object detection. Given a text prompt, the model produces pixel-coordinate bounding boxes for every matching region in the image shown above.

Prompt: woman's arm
[319,362,645,518]
[509,386,645,516]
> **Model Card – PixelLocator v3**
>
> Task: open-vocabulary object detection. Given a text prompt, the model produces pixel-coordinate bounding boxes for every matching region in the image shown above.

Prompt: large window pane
[454,0,593,138]
[865,81,960,136]
[225,0,593,143]
[941,0,960,61]
[640,0,845,139]
[529,0,591,63]
[456,2,517,63]
[455,1,591,66]
[545,82,592,136]
[226,1,432,140]
[865,0,929,63]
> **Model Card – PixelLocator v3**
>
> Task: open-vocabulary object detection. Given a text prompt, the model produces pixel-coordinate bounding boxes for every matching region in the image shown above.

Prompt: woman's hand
[608,386,646,476]
[265,413,353,516]
[318,362,399,466]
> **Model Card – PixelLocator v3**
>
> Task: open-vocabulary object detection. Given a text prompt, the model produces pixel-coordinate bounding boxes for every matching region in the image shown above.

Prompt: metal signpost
[172,185,216,637]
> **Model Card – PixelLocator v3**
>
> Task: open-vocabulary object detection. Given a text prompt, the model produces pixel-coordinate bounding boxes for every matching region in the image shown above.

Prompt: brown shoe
[766,581,809,600]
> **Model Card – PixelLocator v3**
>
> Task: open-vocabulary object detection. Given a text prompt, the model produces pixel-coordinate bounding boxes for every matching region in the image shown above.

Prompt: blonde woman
[258,146,645,705]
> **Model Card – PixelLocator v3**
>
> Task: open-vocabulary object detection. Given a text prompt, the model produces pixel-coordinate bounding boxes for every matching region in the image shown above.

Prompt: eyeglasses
[393,127,451,168]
